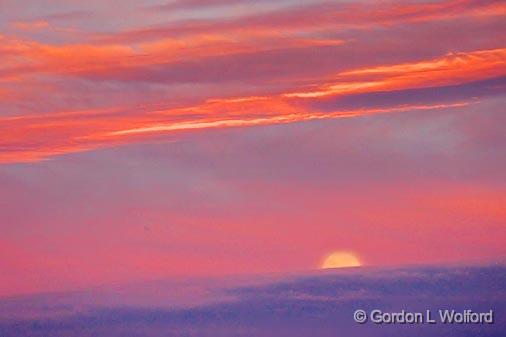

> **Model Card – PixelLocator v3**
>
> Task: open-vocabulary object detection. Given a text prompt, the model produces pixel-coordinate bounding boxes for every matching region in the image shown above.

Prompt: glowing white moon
[321,251,361,269]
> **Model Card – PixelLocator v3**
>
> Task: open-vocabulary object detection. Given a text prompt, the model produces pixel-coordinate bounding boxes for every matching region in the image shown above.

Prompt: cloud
[0,92,476,163]
[11,20,50,31]
[1,60,503,163]
[0,265,504,336]
[145,0,275,12]
[285,48,506,97]
[0,0,504,164]
[103,0,506,43]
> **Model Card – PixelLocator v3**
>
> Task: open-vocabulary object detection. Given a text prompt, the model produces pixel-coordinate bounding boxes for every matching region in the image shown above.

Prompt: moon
[321,251,361,269]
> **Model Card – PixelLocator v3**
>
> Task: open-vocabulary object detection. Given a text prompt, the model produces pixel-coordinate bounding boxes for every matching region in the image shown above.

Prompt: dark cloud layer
[1,0,505,304]
[1,265,505,337]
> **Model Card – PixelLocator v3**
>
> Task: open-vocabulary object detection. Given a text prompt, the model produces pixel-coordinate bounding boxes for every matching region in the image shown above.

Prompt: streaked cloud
[1,0,504,163]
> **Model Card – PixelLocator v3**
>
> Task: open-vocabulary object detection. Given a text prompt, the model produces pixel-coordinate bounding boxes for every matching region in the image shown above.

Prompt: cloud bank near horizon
[1,265,505,337]
[1,0,505,297]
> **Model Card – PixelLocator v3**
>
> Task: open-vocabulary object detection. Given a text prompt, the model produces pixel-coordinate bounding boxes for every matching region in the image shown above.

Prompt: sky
[0,0,506,299]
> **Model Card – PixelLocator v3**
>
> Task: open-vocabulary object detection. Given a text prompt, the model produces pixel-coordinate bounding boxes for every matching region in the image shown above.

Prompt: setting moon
[321,251,361,269]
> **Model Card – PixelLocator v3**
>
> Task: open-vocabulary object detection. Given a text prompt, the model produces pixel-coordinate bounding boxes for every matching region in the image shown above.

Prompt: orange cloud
[0,32,344,84]
[1,0,504,166]
[285,48,506,98]
[104,0,506,43]
[2,0,503,82]
[12,20,50,31]
[0,95,471,164]
[1,48,502,164]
